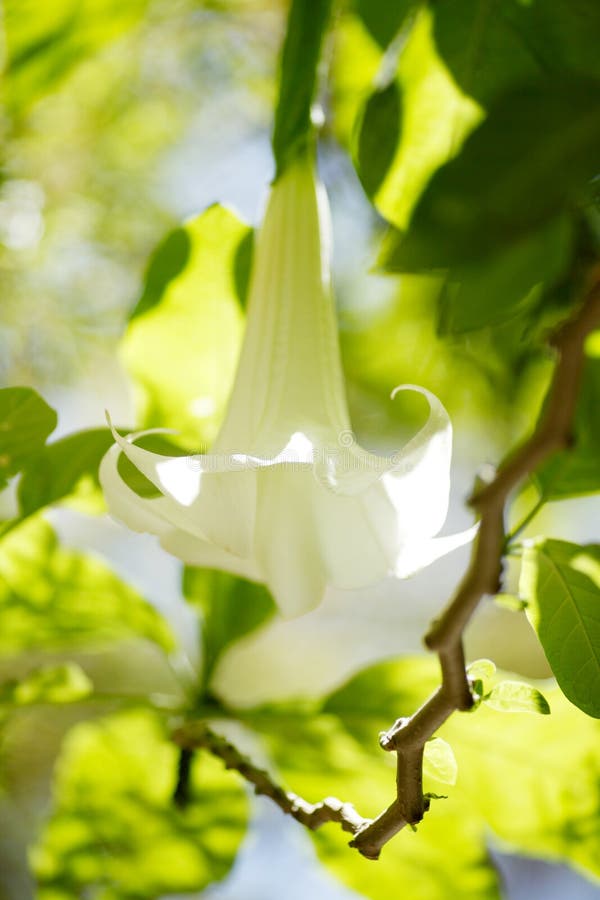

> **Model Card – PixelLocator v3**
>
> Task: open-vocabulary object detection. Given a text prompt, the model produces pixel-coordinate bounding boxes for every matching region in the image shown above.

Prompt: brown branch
[172,721,368,835]
[173,268,600,861]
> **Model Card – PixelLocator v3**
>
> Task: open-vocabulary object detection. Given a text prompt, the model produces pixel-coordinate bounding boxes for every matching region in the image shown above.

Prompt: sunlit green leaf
[381,78,600,270]
[121,205,251,447]
[0,388,57,490]
[520,539,600,718]
[4,0,149,115]
[355,7,482,230]
[0,517,174,653]
[0,663,92,708]
[534,357,600,500]
[423,737,457,786]
[32,709,247,899]
[357,0,600,232]
[466,658,496,700]
[329,14,382,148]
[183,568,276,689]
[484,681,550,716]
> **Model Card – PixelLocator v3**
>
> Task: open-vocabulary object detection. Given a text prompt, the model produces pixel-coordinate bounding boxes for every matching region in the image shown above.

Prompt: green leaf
[520,539,600,718]
[534,356,600,500]
[4,0,149,116]
[466,658,496,700]
[121,205,251,447]
[183,568,276,689]
[381,78,600,271]
[358,0,600,231]
[355,80,402,198]
[0,388,57,490]
[352,0,416,48]
[329,14,383,148]
[0,663,93,708]
[484,681,550,716]
[432,0,600,102]
[437,216,574,334]
[32,709,247,899]
[272,0,333,175]
[0,517,174,654]
[355,7,482,230]
[423,737,458,786]
[17,427,114,518]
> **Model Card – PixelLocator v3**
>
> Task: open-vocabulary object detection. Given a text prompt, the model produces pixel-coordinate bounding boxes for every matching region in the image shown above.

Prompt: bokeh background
[1,1,599,898]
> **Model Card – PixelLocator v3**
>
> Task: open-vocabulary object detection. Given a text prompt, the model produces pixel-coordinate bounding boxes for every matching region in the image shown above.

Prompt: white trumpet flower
[100,157,475,618]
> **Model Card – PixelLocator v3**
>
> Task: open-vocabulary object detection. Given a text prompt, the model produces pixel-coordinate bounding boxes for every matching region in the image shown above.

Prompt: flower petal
[314,485,390,589]
[99,442,183,538]
[159,529,262,583]
[254,465,327,618]
[393,523,479,578]
[105,422,256,558]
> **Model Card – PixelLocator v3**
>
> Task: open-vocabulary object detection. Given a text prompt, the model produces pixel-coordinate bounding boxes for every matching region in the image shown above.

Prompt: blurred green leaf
[4,0,149,115]
[272,0,333,175]
[356,0,600,231]
[17,427,114,518]
[466,659,496,684]
[438,216,574,334]
[381,78,600,270]
[0,663,92,708]
[32,709,247,899]
[355,81,402,199]
[121,205,251,447]
[183,568,276,689]
[0,388,57,490]
[0,517,174,653]
[329,13,383,148]
[354,7,482,230]
[352,0,416,48]
[520,539,600,718]
[534,357,600,500]
[423,737,457,786]
[484,681,550,716]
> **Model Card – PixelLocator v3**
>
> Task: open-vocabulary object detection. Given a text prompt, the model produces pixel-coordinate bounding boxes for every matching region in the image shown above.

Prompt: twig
[173,268,600,860]
[173,747,194,808]
[172,722,368,835]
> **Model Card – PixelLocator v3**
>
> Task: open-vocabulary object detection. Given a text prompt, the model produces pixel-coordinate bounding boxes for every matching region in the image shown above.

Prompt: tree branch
[172,721,368,835]
[173,267,600,860]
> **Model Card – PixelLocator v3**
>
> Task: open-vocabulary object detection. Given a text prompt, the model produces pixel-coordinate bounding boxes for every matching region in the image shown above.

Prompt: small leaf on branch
[423,737,458,786]
[484,681,551,716]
